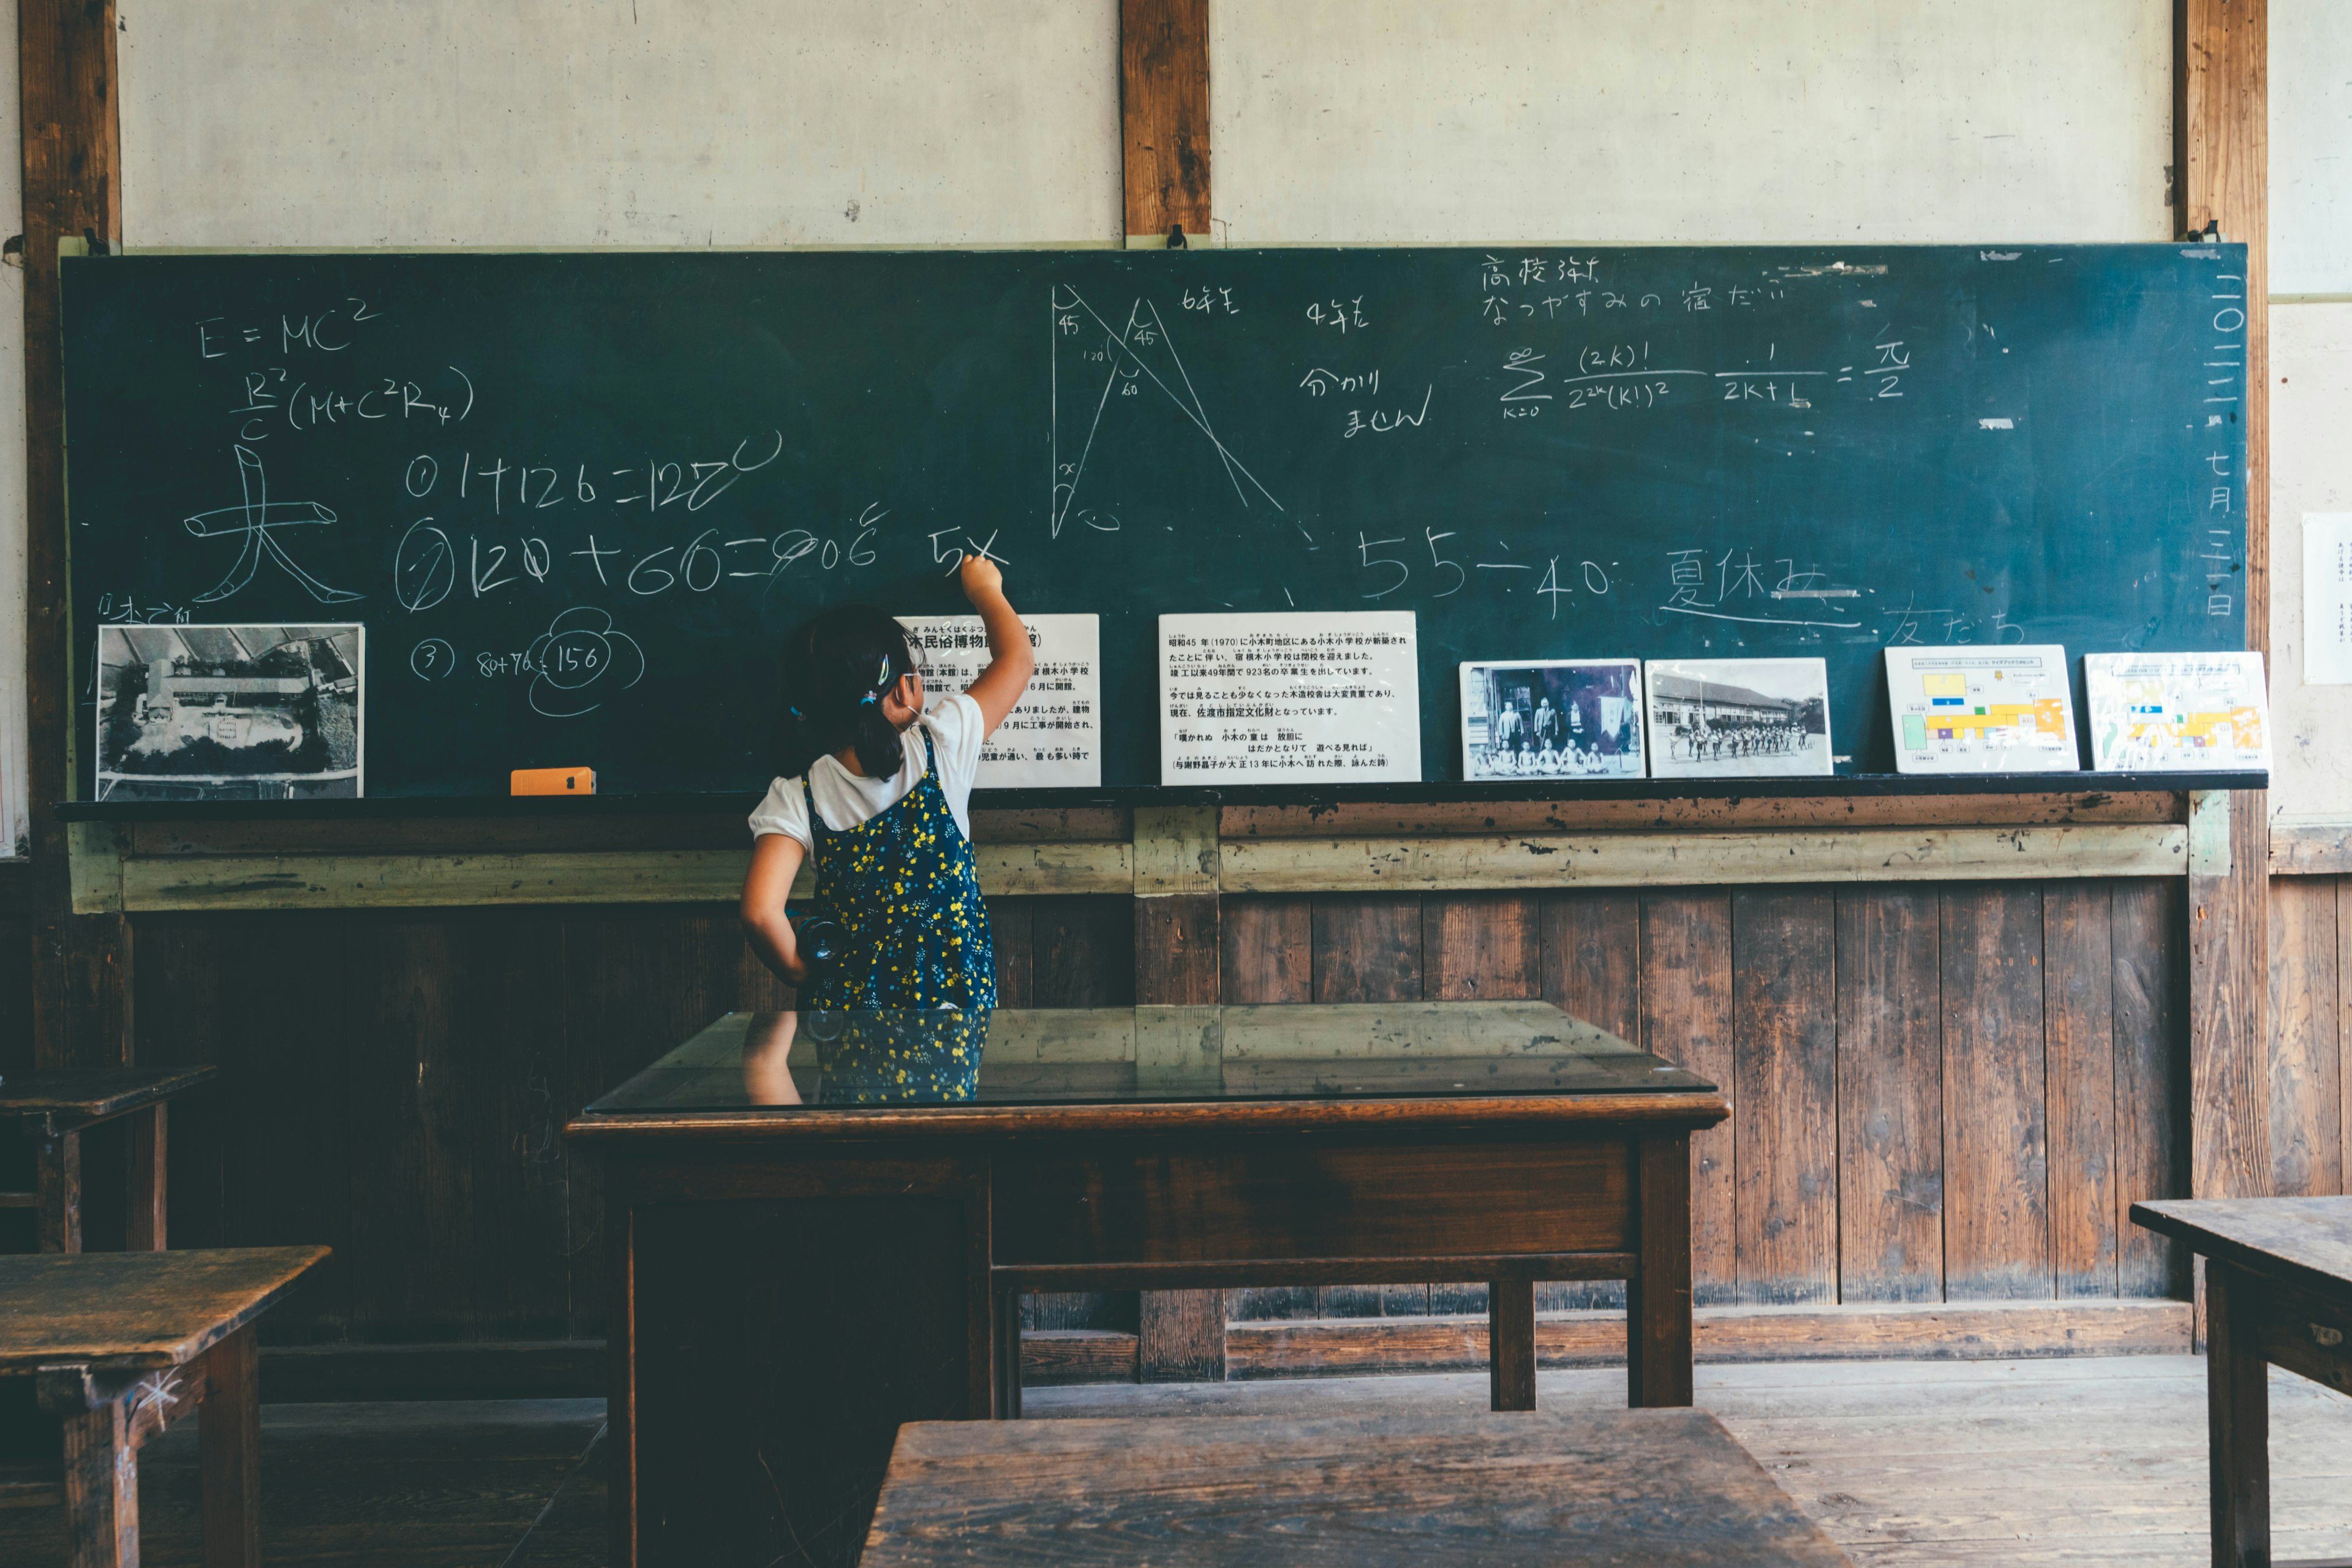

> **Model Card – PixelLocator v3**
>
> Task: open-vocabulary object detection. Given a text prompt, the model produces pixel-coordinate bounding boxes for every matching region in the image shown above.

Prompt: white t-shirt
[747,693,985,851]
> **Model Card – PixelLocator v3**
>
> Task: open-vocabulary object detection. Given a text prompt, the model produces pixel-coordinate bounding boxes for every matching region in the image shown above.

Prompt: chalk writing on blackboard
[183,446,363,606]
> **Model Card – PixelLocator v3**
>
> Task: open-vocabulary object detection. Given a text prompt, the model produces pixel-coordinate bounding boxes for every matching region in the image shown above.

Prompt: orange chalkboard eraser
[511,767,596,796]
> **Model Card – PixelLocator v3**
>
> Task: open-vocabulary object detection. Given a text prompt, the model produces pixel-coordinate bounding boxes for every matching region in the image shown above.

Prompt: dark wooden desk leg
[129,1105,167,1252]
[200,1322,262,1568]
[61,1398,136,1568]
[1488,1277,1536,1411]
[2205,1261,2269,1568]
[1628,1133,1696,1408]
[993,1290,1024,1420]
[37,1126,83,1253]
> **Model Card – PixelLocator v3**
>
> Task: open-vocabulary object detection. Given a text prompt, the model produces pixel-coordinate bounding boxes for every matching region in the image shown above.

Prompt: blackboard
[61,244,2247,795]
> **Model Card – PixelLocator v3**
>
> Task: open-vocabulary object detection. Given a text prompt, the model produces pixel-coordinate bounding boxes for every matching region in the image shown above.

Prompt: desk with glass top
[567,1002,1729,1568]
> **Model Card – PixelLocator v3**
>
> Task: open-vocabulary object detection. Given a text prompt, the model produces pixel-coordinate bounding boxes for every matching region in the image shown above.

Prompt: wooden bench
[2133,1197,2352,1568]
[860,1406,1852,1566]
[0,1068,218,1253]
[0,1245,328,1568]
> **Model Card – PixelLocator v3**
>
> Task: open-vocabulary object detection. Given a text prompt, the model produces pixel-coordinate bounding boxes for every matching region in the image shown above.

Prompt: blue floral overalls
[800,728,997,1016]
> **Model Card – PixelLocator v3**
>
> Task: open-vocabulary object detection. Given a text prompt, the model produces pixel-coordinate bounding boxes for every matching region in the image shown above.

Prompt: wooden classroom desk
[567,1003,1728,1568]
[2130,1197,2352,1568]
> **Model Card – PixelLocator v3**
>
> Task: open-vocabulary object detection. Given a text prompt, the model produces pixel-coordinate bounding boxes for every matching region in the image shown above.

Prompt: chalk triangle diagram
[1049,288,1281,539]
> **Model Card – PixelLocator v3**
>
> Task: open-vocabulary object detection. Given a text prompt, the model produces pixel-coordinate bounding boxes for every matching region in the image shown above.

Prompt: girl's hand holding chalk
[959,552,1005,603]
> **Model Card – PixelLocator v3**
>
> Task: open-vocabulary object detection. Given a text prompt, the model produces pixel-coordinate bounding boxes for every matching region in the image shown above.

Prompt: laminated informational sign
[2305,513,2352,687]
[1884,645,2079,774]
[2084,650,2271,771]
[900,612,1100,788]
[1158,612,1420,784]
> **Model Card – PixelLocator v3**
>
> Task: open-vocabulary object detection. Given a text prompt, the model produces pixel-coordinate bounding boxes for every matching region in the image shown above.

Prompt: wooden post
[2203,1261,2269,1566]
[199,1323,263,1567]
[2176,0,2271,1211]
[1131,804,1226,1381]
[1120,0,1209,246]
[127,1103,167,1251]
[21,0,132,1074]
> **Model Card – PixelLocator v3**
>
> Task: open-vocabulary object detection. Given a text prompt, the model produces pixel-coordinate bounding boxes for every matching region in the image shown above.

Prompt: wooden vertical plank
[2268,875,2343,1196]
[1136,1289,1226,1384]
[1834,889,1944,1303]
[1031,895,1136,1008]
[988,898,1035,1009]
[1730,888,1838,1305]
[2179,0,2273,1210]
[2045,881,2121,1298]
[22,0,128,1074]
[1940,885,2052,1300]
[2342,877,2352,1196]
[1120,0,1208,243]
[1134,894,1219,1008]
[1534,889,1637,1309]
[1641,892,1735,1306]
[1485,1277,1535,1412]
[126,1103,165,1251]
[1219,897,1310,1004]
[1626,1133,1696,1408]
[200,1322,263,1568]
[2114,878,2192,1296]
[1543,891,1642,1040]
[36,1127,81,1253]
[2204,1260,2272,1566]
[1424,894,1540,1001]
[1310,896,1422,1003]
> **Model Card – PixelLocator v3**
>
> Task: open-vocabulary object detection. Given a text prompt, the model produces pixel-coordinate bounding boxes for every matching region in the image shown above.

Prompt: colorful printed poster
[1885,646,2079,774]
[900,612,1100,788]
[2084,651,2271,771]
[1159,612,1420,784]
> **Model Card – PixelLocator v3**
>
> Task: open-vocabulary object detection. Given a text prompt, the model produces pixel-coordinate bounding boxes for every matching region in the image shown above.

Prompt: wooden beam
[1120,0,1208,244]
[2177,0,2272,1205]
[22,0,127,1071]
[1220,826,2188,895]
[103,840,1134,912]
[2271,818,2352,875]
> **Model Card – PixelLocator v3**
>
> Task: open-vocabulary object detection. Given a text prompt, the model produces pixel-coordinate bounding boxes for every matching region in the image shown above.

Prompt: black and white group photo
[1642,657,1834,779]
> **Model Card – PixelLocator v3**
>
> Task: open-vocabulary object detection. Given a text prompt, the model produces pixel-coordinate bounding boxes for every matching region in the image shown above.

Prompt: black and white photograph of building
[94,624,364,800]
[1643,657,1833,778]
[1459,659,1645,778]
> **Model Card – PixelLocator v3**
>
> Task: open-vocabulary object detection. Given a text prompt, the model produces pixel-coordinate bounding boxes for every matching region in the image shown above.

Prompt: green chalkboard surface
[62,244,2247,794]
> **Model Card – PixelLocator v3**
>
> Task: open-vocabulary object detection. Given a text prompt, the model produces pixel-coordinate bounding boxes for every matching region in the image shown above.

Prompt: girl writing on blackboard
[740,556,1034,1012]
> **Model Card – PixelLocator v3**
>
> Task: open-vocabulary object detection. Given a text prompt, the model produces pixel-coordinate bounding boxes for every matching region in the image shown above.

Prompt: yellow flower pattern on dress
[800,728,996,1096]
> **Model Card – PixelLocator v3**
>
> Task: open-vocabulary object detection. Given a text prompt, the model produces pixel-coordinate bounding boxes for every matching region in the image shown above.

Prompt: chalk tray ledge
[52,770,2267,823]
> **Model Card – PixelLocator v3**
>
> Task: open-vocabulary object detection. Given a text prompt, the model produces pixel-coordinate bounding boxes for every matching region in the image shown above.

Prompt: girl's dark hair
[772,605,919,781]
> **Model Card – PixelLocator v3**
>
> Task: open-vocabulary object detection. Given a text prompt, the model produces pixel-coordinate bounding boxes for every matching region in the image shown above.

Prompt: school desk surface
[566,1003,1728,1568]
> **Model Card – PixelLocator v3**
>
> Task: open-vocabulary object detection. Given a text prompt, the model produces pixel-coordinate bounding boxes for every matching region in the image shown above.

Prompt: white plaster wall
[2274,0,2352,296]
[0,0,24,856]
[1211,0,2174,244]
[2269,303,2352,821]
[117,1,1123,247]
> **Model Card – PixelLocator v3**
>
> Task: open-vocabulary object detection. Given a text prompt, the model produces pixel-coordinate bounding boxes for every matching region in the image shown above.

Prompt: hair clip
[788,704,804,720]
[875,655,892,686]
[860,692,880,706]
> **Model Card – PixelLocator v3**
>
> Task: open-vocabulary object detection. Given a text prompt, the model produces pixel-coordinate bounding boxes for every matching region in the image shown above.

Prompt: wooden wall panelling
[560,907,772,1339]
[2113,878,2192,1296]
[1220,793,2186,840]
[1425,894,1540,1002]
[1030,896,1136,1008]
[988,897,1035,1008]
[2268,876,2343,1196]
[2044,881,2121,1297]
[1729,889,1838,1305]
[22,0,129,1074]
[1119,0,1208,242]
[2178,0,2274,1210]
[1310,896,1423,1004]
[1939,886,2052,1300]
[1535,891,1639,1310]
[1639,893,1735,1306]
[1219,897,1310,1005]
[1834,889,1945,1303]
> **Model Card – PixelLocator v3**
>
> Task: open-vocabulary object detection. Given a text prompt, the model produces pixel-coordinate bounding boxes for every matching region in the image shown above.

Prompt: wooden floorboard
[0,1360,2343,1564]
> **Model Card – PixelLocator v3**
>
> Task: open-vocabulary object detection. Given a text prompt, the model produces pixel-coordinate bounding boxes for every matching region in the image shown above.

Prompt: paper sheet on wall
[900,612,1099,788]
[1159,612,1420,784]
[2304,513,2352,686]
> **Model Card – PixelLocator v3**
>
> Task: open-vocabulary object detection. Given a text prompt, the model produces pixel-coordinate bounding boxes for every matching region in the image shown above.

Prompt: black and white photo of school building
[94,624,364,801]
[1643,658,1833,778]
[1460,659,1645,779]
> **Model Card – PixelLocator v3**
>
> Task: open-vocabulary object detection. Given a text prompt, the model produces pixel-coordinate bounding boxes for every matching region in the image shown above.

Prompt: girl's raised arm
[957,554,1035,738]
